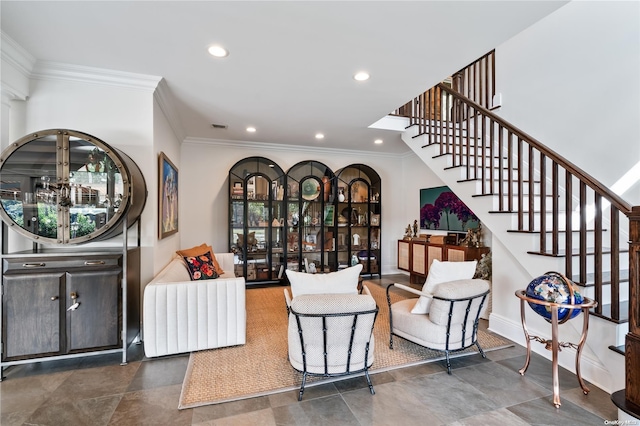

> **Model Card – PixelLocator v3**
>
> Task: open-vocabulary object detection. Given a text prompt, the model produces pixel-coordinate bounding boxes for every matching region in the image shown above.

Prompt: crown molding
[154,78,186,142]
[1,32,35,100]
[1,31,36,77]
[30,61,162,92]
[183,136,410,159]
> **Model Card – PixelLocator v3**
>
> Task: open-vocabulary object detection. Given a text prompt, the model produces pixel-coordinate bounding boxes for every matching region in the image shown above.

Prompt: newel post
[626,205,640,406]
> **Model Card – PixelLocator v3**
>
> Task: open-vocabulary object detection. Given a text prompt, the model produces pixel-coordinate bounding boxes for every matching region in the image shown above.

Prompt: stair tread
[572,269,629,287]
[608,345,625,356]
[527,247,630,257]
[591,301,629,323]
[507,229,607,234]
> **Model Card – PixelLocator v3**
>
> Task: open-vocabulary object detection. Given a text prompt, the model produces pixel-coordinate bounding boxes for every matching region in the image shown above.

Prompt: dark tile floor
[1,275,620,425]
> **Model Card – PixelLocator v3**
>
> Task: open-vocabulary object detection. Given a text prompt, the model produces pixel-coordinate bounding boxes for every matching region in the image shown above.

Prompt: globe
[525,272,584,323]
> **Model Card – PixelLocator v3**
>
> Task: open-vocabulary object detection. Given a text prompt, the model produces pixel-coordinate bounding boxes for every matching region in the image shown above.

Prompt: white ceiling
[1,1,568,154]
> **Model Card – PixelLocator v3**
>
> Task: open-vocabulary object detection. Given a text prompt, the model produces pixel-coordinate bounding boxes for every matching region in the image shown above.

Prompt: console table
[515,289,597,408]
[397,239,489,284]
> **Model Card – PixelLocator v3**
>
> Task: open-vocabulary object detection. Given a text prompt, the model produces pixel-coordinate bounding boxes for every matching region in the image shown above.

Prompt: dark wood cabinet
[397,239,489,283]
[3,273,63,359]
[1,249,140,366]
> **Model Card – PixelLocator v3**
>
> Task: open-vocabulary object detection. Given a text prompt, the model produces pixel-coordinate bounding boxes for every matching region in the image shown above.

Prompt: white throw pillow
[410,259,478,314]
[286,264,362,297]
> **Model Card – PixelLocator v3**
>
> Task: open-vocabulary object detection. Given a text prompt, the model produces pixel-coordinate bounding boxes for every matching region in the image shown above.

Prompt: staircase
[388,76,635,393]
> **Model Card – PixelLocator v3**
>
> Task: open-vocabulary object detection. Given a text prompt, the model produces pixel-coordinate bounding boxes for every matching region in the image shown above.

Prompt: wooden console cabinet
[397,239,489,283]
[1,248,141,369]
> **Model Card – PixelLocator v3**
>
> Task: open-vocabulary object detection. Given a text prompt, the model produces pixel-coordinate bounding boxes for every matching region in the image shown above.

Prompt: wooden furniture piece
[0,129,146,377]
[1,248,140,371]
[515,290,597,408]
[397,239,489,283]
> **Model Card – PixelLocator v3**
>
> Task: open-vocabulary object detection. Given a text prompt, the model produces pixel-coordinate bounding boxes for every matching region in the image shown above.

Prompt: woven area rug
[178,282,512,409]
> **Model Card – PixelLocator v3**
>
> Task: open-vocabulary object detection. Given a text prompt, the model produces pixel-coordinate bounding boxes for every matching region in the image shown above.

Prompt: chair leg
[364,369,375,395]
[445,351,452,374]
[298,372,307,401]
[476,341,486,359]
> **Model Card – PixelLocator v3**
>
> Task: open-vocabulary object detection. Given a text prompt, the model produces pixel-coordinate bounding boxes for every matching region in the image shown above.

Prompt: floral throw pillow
[183,252,219,281]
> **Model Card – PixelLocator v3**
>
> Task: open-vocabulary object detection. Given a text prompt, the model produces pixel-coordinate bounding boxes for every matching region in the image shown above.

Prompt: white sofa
[143,253,246,357]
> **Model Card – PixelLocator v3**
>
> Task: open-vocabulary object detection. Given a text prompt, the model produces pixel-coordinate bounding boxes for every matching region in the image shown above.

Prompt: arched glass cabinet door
[335,164,381,276]
[0,129,147,245]
[285,160,337,274]
[228,157,285,283]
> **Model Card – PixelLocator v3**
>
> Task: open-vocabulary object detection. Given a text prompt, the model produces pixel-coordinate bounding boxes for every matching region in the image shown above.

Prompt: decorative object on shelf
[338,187,346,202]
[351,254,359,266]
[459,224,483,247]
[323,205,335,226]
[473,251,492,281]
[525,271,584,323]
[370,214,380,226]
[353,233,360,246]
[404,224,412,240]
[159,152,179,239]
[301,178,320,201]
[412,220,418,237]
[322,176,331,202]
[420,186,479,231]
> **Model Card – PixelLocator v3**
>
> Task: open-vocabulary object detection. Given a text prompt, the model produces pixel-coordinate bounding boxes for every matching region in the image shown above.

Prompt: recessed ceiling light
[246,127,256,133]
[208,45,229,58]
[374,139,383,144]
[353,71,370,81]
[315,133,324,140]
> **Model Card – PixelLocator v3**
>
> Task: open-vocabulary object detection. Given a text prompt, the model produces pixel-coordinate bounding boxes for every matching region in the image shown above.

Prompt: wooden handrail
[435,83,633,214]
[399,79,634,323]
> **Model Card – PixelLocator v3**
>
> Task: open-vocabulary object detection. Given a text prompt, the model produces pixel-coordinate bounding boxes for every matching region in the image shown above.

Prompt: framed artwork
[420,185,479,231]
[370,214,380,226]
[159,152,178,239]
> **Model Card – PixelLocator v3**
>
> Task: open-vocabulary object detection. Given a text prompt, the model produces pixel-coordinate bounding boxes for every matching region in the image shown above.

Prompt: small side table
[515,290,597,408]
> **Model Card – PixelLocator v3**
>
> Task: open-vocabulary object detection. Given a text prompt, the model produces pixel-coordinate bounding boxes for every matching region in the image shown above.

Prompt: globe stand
[515,290,597,408]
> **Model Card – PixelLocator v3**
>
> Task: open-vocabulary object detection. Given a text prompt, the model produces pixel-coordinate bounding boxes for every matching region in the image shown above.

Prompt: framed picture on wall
[159,152,178,239]
[420,185,479,231]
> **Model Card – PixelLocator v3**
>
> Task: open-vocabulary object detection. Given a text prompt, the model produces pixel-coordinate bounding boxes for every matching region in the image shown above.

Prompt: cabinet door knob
[51,296,59,301]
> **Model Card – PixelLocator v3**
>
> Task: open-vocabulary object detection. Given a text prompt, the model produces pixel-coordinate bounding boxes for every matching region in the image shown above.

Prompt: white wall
[151,96,182,280]
[494,0,640,205]
[180,140,431,274]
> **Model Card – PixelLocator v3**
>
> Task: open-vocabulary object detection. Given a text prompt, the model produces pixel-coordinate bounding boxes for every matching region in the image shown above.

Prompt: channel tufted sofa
[143,253,246,357]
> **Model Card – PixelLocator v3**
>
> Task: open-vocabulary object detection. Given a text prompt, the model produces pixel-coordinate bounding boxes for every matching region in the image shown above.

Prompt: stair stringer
[402,126,625,393]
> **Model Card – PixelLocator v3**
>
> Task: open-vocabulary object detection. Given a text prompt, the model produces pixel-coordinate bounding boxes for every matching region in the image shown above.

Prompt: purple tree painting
[420,203,441,229]
[419,186,480,231]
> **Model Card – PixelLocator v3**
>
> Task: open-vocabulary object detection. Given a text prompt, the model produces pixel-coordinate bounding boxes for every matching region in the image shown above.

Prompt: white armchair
[386,278,490,374]
[285,285,378,401]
